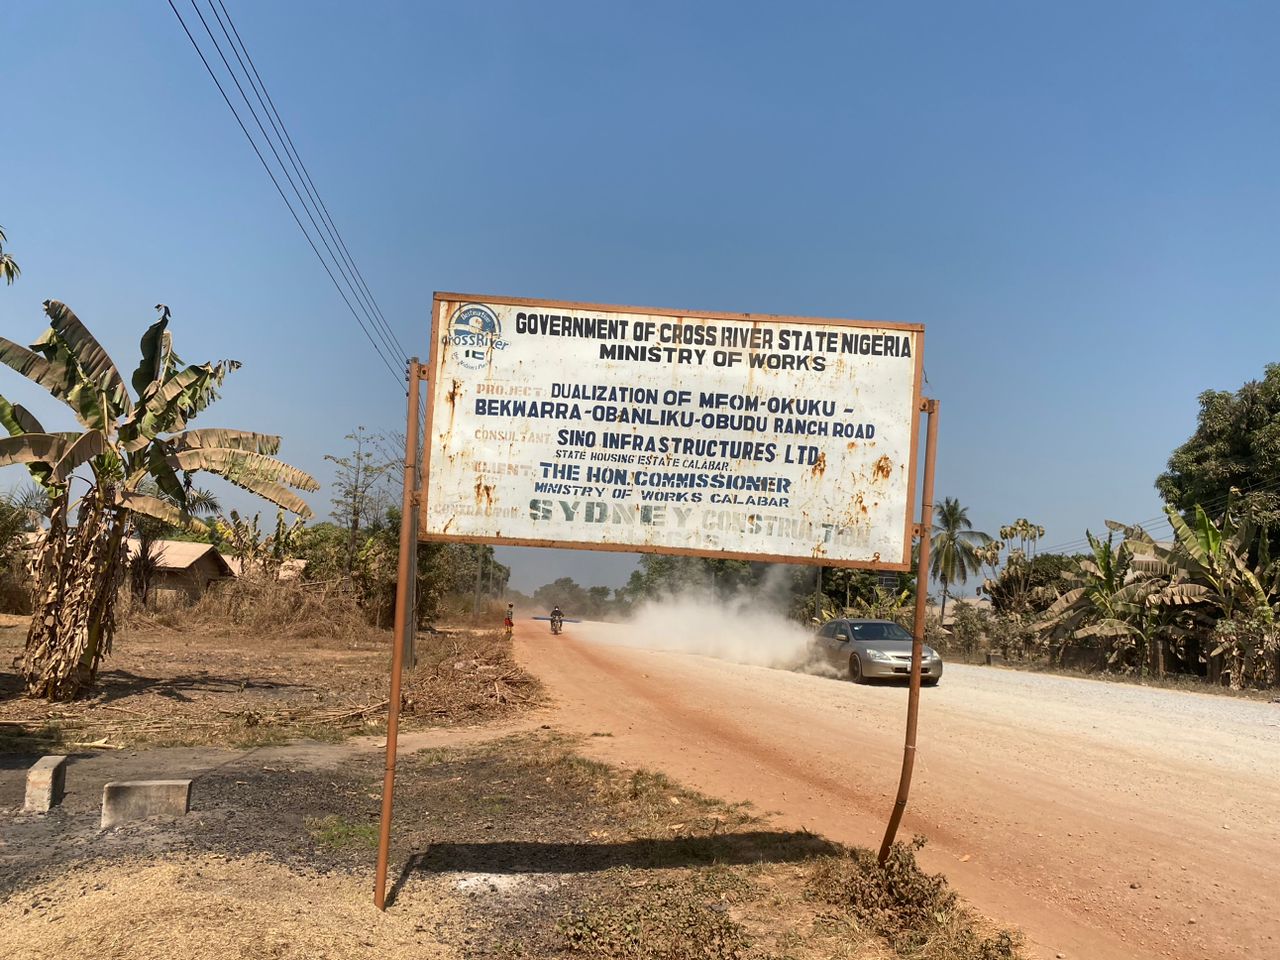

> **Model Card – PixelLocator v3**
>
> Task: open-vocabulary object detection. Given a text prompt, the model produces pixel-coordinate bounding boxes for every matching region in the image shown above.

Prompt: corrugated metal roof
[125,539,234,575]
[218,554,307,580]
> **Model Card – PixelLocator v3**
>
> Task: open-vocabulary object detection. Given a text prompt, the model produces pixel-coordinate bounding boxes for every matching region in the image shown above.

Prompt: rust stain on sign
[474,477,496,513]
[872,455,893,481]
[810,451,827,478]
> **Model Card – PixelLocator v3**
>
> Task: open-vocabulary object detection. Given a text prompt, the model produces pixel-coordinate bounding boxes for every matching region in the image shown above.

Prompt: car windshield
[849,622,913,641]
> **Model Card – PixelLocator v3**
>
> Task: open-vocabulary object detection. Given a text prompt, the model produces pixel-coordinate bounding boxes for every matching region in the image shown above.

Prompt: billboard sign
[420,293,923,570]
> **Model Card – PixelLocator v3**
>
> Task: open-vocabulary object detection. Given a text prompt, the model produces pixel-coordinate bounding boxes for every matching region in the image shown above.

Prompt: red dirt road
[514,622,1280,960]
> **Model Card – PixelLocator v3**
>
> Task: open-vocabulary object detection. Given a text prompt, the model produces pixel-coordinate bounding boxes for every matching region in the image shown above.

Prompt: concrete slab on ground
[101,779,192,829]
[23,755,67,813]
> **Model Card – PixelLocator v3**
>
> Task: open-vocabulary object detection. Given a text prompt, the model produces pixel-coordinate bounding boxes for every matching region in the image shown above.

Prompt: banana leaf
[128,360,239,440]
[170,428,281,455]
[146,441,187,505]
[119,491,208,533]
[0,337,74,411]
[52,430,106,482]
[211,472,313,518]
[0,433,67,468]
[41,300,133,417]
[0,395,44,436]
[174,447,318,491]
[131,309,171,401]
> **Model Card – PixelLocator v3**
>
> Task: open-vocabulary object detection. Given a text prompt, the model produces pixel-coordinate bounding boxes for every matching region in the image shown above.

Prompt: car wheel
[848,654,864,683]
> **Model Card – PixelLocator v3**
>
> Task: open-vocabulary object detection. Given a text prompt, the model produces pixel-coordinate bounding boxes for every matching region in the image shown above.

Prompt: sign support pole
[878,397,938,864]
[375,357,422,910]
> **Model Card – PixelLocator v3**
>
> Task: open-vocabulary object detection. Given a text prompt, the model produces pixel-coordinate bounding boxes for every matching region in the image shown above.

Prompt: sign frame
[418,291,926,572]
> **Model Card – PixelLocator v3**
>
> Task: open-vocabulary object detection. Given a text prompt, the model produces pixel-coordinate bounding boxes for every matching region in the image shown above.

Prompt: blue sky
[3,1,1278,593]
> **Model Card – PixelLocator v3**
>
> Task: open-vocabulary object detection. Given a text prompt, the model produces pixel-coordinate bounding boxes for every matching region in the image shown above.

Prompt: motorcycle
[550,614,563,635]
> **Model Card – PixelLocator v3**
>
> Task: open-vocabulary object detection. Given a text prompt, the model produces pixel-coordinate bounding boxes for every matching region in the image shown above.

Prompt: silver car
[813,618,944,685]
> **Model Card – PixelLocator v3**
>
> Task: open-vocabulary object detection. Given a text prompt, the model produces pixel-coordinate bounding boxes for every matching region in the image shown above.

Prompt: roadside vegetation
[1,299,319,700]
[0,223,519,709]
[0,615,537,751]
[2,212,1277,719]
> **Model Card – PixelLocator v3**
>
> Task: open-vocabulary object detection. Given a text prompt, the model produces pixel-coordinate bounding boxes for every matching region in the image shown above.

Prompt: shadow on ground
[387,829,840,904]
[89,669,307,705]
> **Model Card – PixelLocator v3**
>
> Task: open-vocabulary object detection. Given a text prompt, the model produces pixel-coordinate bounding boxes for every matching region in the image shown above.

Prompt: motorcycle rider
[550,605,564,634]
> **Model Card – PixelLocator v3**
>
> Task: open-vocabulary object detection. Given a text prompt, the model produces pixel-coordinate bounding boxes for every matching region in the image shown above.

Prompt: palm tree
[0,300,317,699]
[930,497,991,623]
[0,225,20,286]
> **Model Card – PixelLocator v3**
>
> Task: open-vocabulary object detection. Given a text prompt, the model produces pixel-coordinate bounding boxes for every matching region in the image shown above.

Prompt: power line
[166,0,405,390]
[1040,474,1280,554]
[205,0,409,364]
[185,0,404,372]
[1044,481,1280,555]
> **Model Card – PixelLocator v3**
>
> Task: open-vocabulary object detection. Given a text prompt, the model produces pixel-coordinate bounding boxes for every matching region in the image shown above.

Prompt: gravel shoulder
[516,621,1280,960]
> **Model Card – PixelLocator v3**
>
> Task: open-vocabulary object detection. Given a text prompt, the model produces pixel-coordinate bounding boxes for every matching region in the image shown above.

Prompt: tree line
[934,365,1280,690]
[2,217,1276,695]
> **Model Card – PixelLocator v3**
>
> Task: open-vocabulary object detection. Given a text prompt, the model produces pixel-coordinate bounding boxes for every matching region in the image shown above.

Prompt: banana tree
[0,300,317,699]
[1036,530,1166,669]
[1127,501,1279,686]
[1132,503,1276,618]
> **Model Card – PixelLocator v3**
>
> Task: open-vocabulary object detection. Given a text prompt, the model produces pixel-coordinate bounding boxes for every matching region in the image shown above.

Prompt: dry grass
[128,577,374,645]
[0,855,459,960]
[402,628,543,723]
[0,620,541,751]
[377,734,1021,960]
[0,617,391,750]
[807,838,1022,960]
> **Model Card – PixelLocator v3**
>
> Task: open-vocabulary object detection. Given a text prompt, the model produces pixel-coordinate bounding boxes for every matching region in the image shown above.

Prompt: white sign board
[421,294,923,570]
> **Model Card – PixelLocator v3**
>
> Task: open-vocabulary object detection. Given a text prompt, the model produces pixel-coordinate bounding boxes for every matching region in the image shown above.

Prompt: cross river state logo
[447,303,510,370]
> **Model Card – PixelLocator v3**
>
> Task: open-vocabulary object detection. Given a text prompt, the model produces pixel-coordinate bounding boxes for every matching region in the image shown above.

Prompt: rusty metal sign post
[877,397,938,864]
[374,295,940,907]
[375,358,422,911]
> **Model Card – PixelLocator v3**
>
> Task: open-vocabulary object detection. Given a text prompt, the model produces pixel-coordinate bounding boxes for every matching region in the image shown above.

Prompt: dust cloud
[584,576,839,677]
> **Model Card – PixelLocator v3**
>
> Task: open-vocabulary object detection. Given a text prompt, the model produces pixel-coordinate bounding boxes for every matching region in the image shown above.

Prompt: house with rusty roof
[218,555,308,581]
[125,539,235,603]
